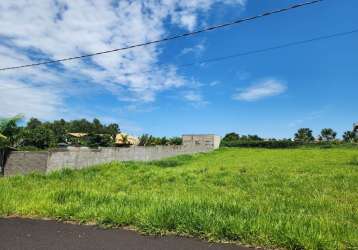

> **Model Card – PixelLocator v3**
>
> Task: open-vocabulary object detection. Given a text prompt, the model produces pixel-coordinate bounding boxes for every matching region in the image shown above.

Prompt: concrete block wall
[46,145,211,172]
[3,145,213,176]
[182,134,221,149]
[4,151,48,176]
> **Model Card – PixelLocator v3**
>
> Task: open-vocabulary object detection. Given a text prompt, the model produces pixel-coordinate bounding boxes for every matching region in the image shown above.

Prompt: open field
[0,148,357,250]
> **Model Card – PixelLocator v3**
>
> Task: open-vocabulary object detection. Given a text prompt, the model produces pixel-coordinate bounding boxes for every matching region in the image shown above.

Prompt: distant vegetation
[0,115,120,149]
[0,115,181,150]
[1,114,357,150]
[138,134,182,146]
[1,148,357,249]
[221,127,358,148]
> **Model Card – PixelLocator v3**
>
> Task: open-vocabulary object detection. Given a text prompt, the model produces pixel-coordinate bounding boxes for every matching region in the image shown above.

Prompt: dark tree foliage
[26,118,42,130]
[0,115,23,148]
[294,128,315,142]
[84,133,113,148]
[21,126,56,149]
[240,134,263,141]
[221,139,302,148]
[68,119,93,134]
[138,134,182,146]
[343,131,356,142]
[7,117,121,149]
[222,132,240,142]
[221,132,263,146]
[320,128,337,142]
[106,123,120,138]
[43,119,67,143]
[168,137,183,145]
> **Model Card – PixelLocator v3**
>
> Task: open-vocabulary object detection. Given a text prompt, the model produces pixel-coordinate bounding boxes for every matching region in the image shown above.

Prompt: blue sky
[0,0,357,138]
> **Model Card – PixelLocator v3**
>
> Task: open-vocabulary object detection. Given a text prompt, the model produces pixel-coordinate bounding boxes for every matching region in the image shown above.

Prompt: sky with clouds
[0,0,357,138]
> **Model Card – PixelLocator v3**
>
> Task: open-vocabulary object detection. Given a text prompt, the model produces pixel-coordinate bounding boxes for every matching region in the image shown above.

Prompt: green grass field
[0,148,357,250]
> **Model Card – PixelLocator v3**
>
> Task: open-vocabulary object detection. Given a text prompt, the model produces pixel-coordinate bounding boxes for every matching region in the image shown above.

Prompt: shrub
[20,126,56,149]
[221,139,302,149]
[84,133,114,148]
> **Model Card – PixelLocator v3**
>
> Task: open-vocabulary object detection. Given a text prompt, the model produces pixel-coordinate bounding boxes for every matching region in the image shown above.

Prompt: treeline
[138,134,182,146]
[0,115,182,150]
[221,127,358,148]
[0,116,121,149]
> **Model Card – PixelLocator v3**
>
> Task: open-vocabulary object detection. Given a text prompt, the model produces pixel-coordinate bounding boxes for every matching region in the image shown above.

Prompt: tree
[21,126,56,149]
[26,118,42,129]
[68,119,93,133]
[320,128,337,142]
[247,135,263,141]
[0,114,24,148]
[84,133,113,148]
[92,118,103,134]
[105,123,120,139]
[169,137,182,145]
[294,128,314,142]
[343,131,356,142]
[222,132,240,142]
[139,134,156,146]
[46,119,67,143]
[159,137,168,145]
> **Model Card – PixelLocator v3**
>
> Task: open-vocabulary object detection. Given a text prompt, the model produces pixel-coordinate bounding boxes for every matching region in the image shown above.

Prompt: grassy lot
[0,148,357,250]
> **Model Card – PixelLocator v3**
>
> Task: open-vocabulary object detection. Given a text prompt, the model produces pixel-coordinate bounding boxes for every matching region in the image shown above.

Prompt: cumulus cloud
[233,79,287,101]
[0,0,245,119]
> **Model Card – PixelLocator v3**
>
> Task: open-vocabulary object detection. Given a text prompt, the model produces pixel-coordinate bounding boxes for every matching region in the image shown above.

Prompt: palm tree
[294,128,314,142]
[320,128,337,142]
[0,114,24,148]
[343,131,356,142]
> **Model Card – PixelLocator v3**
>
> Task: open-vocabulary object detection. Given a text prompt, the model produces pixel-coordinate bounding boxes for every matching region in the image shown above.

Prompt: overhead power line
[1,28,357,92]
[0,0,323,72]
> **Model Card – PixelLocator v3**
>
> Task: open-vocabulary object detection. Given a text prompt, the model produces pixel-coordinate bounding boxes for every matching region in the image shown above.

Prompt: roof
[115,133,139,145]
[68,133,88,138]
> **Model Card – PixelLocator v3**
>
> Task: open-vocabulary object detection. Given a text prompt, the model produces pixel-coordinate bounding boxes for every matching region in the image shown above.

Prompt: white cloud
[180,41,206,57]
[233,79,287,102]
[209,80,220,86]
[0,79,63,119]
[183,90,208,107]
[0,0,245,118]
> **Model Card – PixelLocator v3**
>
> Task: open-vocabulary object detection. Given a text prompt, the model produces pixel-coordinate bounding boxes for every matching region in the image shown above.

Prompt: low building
[182,134,221,149]
[66,132,139,147]
[115,133,139,146]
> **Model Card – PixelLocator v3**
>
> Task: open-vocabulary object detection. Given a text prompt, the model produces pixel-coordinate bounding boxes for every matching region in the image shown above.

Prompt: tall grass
[0,148,357,250]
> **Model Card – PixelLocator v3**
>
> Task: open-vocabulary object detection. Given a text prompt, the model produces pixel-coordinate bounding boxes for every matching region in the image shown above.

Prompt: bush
[220,139,303,149]
[84,133,114,148]
[20,126,56,149]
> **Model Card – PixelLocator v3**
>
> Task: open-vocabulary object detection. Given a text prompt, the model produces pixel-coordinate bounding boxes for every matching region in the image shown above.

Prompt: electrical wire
[0,0,323,72]
[1,28,356,92]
